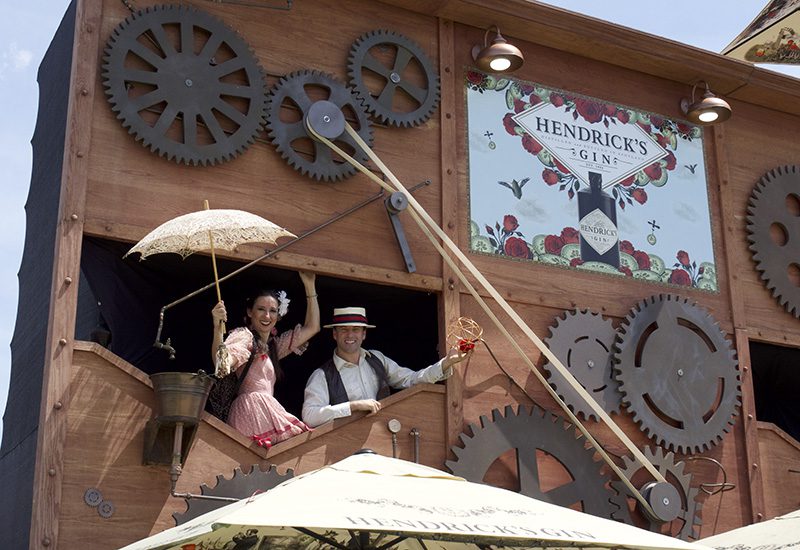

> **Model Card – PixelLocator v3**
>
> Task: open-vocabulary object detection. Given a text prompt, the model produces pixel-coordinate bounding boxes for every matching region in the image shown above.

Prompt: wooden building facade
[2,0,800,548]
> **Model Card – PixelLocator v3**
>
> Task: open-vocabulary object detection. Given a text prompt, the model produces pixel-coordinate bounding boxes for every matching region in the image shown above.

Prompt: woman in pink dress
[210,271,319,448]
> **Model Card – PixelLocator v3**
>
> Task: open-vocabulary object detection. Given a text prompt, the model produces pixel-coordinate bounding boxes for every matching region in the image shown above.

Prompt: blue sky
[2,1,799,439]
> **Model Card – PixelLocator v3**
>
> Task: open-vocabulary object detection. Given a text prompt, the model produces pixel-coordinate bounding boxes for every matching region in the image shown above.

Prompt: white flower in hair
[277,290,289,317]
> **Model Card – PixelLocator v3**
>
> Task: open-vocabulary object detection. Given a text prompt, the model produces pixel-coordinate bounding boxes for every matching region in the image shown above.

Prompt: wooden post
[29,0,102,547]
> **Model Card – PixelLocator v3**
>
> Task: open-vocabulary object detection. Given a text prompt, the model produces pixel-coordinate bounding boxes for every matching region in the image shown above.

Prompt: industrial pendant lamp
[680,81,732,125]
[472,25,524,73]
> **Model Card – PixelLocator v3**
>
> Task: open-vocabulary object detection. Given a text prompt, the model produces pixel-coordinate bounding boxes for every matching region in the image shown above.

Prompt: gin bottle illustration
[578,172,620,267]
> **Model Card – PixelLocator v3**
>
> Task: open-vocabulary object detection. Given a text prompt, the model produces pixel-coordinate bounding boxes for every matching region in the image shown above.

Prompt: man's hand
[350,399,382,414]
[441,348,468,377]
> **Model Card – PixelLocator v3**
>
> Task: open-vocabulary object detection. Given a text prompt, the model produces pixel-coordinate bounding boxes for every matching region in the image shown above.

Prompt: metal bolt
[587,360,595,368]
[322,115,331,123]
[662,497,669,505]
[71,214,78,220]
[80,88,89,96]
[48,468,56,477]
[64,277,73,285]
[58,338,67,346]
[748,414,754,420]
[753,463,759,470]
[54,402,62,410]
[76,151,84,158]
[677,369,684,377]
[390,72,401,83]
[757,512,764,520]
[185,79,193,87]
[42,537,51,546]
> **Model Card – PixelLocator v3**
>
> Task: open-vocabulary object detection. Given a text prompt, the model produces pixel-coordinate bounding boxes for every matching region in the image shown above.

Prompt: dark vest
[321,351,391,405]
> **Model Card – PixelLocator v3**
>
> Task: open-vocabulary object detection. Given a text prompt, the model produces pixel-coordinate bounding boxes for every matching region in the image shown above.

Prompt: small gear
[446,405,615,519]
[265,70,373,181]
[746,165,800,317]
[173,464,293,525]
[347,29,440,127]
[613,294,740,454]
[102,5,268,166]
[610,446,702,540]
[543,309,621,421]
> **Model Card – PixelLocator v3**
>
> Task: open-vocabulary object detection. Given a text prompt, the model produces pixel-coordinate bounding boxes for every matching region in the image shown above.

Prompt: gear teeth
[447,406,614,518]
[746,165,800,317]
[614,294,740,454]
[347,29,440,127]
[265,69,373,181]
[102,4,267,166]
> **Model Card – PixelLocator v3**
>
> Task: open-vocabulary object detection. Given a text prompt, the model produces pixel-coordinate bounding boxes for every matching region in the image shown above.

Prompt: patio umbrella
[120,452,713,550]
[701,508,800,550]
[722,0,800,64]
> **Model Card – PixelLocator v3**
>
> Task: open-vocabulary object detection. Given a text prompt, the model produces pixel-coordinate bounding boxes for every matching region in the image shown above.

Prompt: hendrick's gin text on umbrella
[578,172,620,268]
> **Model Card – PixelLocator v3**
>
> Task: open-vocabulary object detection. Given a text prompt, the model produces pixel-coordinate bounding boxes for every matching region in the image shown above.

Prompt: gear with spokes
[544,309,622,421]
[746,165,800,317]
[613,294,740,454]
[265,69,373,181]
[172,464,293,525]
[102,4,268,166]
[445,405,615,519]
[347,29,440,127]
[610,446,702,540]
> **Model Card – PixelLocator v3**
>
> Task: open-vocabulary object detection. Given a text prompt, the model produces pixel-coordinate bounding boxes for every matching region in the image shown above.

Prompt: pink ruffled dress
[224,326,311,447]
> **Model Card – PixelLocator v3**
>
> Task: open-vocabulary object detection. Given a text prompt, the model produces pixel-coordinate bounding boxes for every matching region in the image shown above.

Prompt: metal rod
[168,422,184,495]
[410,428,420,463]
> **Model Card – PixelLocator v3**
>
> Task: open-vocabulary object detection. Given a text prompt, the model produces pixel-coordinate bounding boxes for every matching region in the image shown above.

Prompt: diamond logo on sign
[580,208,618,255]
[513,101,668,188]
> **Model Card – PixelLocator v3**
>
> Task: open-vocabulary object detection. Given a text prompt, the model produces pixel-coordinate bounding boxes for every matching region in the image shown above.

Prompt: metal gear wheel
[347,29,440,127]
[173,464,293,525]
[102,4,268,166]
[610,446,702,540]
[613,294,740,454]
[446,405,615,519]
[265,70,373,181]
[746,165,800,317]
[543,309,622,421]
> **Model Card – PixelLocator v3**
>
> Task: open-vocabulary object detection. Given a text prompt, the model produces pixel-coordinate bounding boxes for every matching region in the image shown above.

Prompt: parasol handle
[204,200,225,333]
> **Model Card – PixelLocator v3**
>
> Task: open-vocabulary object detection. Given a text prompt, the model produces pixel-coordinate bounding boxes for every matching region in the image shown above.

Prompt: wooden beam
[29,0,103,547]
[437,17,464,456]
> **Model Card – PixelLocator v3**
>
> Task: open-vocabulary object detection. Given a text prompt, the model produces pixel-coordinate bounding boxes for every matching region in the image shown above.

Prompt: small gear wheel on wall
[613,294,740,454]
[610,446,702,540]
[347,30,440,127]
[746,165,800,317]
[543,309,622,421]
[102,5,268,166]
[172,464,293,525]
[265,70,373,181]
[446,405,615,519]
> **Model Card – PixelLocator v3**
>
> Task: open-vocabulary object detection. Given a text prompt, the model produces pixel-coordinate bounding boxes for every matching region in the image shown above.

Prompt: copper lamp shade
[472,26,524,73]
[680,81,732,124]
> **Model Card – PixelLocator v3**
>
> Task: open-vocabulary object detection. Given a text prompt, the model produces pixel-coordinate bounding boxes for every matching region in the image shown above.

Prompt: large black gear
[544,309,622,421]
[613,295,740,454]
[610,446,702,540]
[265,70,373,181]
[746,165,800,317]
[102,5,268,166]
[347,30,440,127]
[445,405,615,519]
[172,464,293,525]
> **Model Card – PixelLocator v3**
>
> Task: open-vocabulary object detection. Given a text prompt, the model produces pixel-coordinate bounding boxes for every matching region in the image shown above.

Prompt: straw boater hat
[323,307,376,328]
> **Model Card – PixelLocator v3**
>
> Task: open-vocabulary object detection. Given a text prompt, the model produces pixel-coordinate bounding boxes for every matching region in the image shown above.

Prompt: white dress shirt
[302,348,450,427]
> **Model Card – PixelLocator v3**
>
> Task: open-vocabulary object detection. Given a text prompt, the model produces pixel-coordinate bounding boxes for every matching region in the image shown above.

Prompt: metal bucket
[150,371,215,424]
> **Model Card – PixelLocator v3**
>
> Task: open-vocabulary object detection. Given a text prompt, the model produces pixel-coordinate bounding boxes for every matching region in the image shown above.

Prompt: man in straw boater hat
[302,307,466,427]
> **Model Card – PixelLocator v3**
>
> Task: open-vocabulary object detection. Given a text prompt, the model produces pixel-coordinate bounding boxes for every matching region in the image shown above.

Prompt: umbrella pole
[204,200,225,334]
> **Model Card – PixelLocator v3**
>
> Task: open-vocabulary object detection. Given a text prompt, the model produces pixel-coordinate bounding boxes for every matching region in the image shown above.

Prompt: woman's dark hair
[245,290,284,381]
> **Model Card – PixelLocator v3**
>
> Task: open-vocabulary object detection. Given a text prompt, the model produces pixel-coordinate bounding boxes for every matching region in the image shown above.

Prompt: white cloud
[0,43,34,79]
